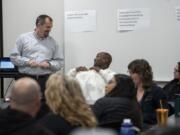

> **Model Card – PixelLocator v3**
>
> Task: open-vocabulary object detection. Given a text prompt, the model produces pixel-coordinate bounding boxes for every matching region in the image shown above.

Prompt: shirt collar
[33,31,48,40]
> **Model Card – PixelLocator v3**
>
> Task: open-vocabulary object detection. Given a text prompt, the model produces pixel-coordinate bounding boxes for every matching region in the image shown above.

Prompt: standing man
[10,14,64,95]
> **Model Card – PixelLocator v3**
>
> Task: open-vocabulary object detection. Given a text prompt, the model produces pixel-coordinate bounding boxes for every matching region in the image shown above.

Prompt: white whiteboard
[65,0,180,81]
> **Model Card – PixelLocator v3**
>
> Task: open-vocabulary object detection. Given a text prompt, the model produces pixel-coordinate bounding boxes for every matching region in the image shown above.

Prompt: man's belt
[19,73,50,80]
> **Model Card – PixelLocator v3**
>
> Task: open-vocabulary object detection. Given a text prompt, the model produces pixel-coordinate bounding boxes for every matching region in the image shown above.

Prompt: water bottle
[120,119,135,135]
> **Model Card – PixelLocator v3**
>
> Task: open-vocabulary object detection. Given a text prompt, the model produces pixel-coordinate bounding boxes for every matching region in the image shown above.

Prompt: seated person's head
[94,52,112,70]
[10,77,41,117]
[128,59,153,89]
[174,62,180,81]
[105,74,136,99]
[45,73,97,127]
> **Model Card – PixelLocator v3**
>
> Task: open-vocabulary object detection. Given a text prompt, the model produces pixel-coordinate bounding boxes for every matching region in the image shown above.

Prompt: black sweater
[0,107,53,135]
[163,79,180,102]
[92,97,142,129]
[39,112,78,135]
[140,85,174,125]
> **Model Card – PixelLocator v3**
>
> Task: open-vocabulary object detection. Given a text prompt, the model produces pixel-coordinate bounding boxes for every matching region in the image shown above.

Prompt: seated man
[0,78,53,135]
[67,52,115,104]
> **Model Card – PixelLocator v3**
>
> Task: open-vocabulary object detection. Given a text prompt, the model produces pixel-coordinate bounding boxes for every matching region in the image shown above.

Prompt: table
[167,115,180,126]
[0,71,19,98]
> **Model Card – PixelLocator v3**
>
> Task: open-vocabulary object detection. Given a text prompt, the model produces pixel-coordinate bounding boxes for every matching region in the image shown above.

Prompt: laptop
[0,57,17,72]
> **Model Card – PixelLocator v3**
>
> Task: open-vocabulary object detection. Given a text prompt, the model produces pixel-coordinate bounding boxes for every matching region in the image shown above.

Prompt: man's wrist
[48,61,51,67]
[25,59,31,66]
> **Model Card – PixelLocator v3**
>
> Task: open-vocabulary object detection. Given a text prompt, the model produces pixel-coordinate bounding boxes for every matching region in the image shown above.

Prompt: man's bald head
[11,77,41,105]
[10,78,41,117]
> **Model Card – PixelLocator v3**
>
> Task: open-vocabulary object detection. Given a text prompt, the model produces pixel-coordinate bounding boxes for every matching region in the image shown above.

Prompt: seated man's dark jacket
[0,107,53,135]
[163,79,180,102]
[92,97,142,130]
[140,85,174,125]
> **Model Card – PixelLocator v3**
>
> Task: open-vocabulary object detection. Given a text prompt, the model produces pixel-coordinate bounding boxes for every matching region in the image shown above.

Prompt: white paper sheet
[117,8,150,32]
[65,10,96,32]
[176,7,180,28]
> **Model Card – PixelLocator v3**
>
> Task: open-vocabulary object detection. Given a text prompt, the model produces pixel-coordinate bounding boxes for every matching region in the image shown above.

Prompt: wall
[64,0,180,81]
[2,0,64,96]
[2,0,180,95]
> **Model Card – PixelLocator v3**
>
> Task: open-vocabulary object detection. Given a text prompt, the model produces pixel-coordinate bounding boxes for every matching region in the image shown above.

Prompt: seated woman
[39,73,97,135]
[128,59,174,125]
[163,62,180,102]
[92,74,142,132]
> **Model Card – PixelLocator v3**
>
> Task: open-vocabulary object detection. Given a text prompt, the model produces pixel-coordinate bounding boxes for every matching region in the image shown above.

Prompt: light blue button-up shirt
[10,32,64,75]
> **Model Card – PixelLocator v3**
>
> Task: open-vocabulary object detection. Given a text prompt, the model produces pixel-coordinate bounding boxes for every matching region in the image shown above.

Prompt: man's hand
[76,66,88,72]
[39,61,50,69]
[27,60,39,67]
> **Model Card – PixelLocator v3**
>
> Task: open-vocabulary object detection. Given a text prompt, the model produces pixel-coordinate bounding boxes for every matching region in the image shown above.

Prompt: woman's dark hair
[128,59,153,89]
[106,74,136,100]
[178,62,180,73]
[36,14,53,26]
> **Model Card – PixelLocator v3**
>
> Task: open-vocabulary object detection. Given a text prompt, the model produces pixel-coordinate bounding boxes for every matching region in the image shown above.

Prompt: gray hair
[35,14,53,26]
